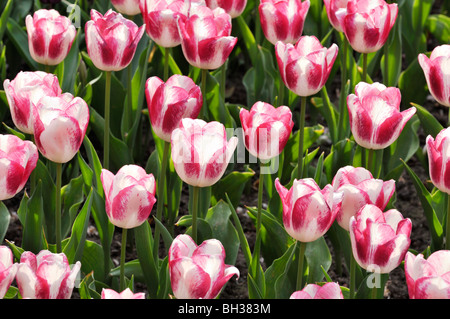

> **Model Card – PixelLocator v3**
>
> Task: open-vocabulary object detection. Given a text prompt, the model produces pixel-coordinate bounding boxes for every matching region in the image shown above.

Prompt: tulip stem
[338,37,348,141]
[164,47,170,81]
[55,162,62,253]
[349,252,356,299]
[384,41,389,86]
[362,53,368,83]
[367,148,374,175]
[104,71,112,170]
[120,228,127,292]
[278,70,285,107]
[192,186,200,244]
[297,96,307,179]
[254,162,266,265]
[154,141,170,260]
[201,68,208,120]
[447,193,450,249]
[126,63,133,130]
[296,241,307,290]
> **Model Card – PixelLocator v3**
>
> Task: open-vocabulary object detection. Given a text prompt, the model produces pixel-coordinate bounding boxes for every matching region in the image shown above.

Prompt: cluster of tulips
[0,0,449,300]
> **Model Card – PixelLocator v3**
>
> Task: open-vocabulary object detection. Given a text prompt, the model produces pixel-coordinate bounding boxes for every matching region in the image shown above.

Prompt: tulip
[168,234,240,299]
[349,204,412,275]
[418,45,450,108]
[259,0,310,46]
[205,0,247,18]
[25,9,76,67]
[0,134,39,201]
[239,101,294,161]
[101,288,146,299]
[332,165,395,231]
[347,82,416,151]
[177,6,237,71]
[275,177,342,289]
[404,250,450,299]
[323,0,348,33]
[0,246,18,299]
[4,71,62,135]
[146,74,203,143]
[15,250,81,299]
[111,0,142,16]
[290,282,344,299]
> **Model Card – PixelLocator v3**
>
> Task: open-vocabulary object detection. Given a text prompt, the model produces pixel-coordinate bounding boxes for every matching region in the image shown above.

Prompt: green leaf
[21,180,45,253]
[381,16,402,87]
[6,18,39,70]
[425,14,450,44]
[305,237,332,284]
[0,0,13,41]
[412,102,444,138]
[211,167,255,208]
[0,201,10,243]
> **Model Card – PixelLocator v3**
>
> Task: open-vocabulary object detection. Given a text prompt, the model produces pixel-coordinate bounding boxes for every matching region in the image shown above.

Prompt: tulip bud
[290,282,344,299]
[111,0,141,16]
[349,204,412,274]
[332,165,395,231]
[85,9,145,71]
[275,35,338,97]
[146,74,203,142]
[426,127,450,194]
[168,234,240,299]
[171,118,238,187]
[177,6,237,70]
[259,0,310,45]
[0,134,39,201]
[404,250,450,299]
[418,45,450,108]
[25,9,76,66]
[15,250,81,299]
[101,288,146,299]
[0,246,18,299]
[4,71,62,135]
[239,101,294,161]
[32,93,89,164]
[275,178,342,243]
[101,165,156,229]
[347,82,416,150]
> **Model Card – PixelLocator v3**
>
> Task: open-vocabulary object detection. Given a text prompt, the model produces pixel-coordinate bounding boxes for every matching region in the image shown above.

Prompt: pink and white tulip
[205,0,247,18]
[0,134,39,201]
[0,246,18,299]
[275,35,338,97]
[290,282,344,299]
[25,9,76,66]
[239,101,294,161]
[426,127,450,194]
[418,45,450,108]
[3,71,61,135]
[168,234,240,299]
[111,0,142,16]
[101,165,156,229]
[404,250,450,299]
[259,0,310,45]
[335,0,398,54]
[171,118,238,187]
[15,250,81,299]
[323,0,349,33]
[349,204,412,274]
[85,9,145,71]
[275,178,342,243]
[347,82,416,150]
[145,74,203,142]
[177,6,237,70]
[101,288,146,299]
[32,93,89,164]
[332,165,395,231]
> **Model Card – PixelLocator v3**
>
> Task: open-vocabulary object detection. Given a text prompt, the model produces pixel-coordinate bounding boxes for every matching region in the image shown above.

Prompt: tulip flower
[171,118,238,242]
[418,44,450,108]
[349,204,412,275]
[0,246,18,299]
[0,134,39,201]
[15,250,81,299]
[259,0,310,46]
[347,82,416,151]
[25,9,76,67]
[4,71,62,135]
[404,250,450,299]
[275,177,342,289]
[101,288,146,299]
[205,0,247,18]
[290,282,344,299]
[168,234,240,299]
[323,0,348,33]
[111,0,142,16]
[332,165,395,231]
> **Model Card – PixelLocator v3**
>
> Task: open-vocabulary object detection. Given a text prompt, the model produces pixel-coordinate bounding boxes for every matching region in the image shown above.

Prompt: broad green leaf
[6,18,39,70]
[305,237,332,284]
[0,201,10,243]
[211,167,255,208]
[413,102,444,138]
[425,14,450,44]
[381,16,402,87]
[22,180,45,253]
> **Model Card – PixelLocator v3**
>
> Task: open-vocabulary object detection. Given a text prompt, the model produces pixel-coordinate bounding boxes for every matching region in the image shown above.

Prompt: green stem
[384,41,389,86]
[55,162,62,253]
[153,141,170,260]
[30,135,36,195]
[44,64,51,73]
[255,163,265,260]
[296,241,307,290]
[297,96,307,179]
[278,70,285,107]
[371,280,378,299]
[221,59,227,100]
[192,186,200,244]
[120,228,128,292]
[201,68,208,120]
[164,46,170,81]
[127,63,133,129]
[447,193,450,249]
[362,53,368,83]
[349,252,356,299]
[338,37,348,140]
[367,148,374,174]
[104,71,112,170]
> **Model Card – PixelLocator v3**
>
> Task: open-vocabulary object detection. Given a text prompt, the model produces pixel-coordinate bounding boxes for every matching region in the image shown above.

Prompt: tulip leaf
[381,16,403,87]
[79,240,109,290]
[5,18,39,71]
[21,180,45,254]
[211,167,255,208]
[61,175,86,240]
[412,102,444,138]
[398,54,428,108]
[425,14,450,44]
[305,237,332,284]
[0,0,13,41]
[0,201,10,243]
[176,215,213,243]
